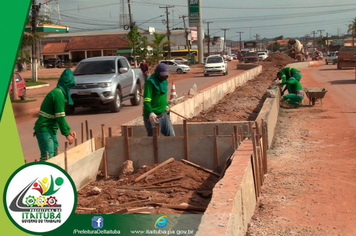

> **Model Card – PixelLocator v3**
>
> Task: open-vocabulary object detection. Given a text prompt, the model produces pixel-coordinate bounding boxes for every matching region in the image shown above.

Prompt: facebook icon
[91,216,104,229]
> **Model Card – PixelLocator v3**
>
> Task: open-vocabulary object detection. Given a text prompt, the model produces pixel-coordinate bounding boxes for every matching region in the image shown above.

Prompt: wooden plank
[64,142,68,172]
[150,203,206,212]
[152,127,158,164]
[77,207,96,211]
[109,127,112,137]
[123,126,130,160]
[101,124,108,180]
[232,133,236,150]
[249,122,260,199]
[181,159,220,177]
[55,146,59,156]
[81,122,84,143]
[261,119,268,175]
[135,157,175,182]
[183,120,189,161]
[138,176,183,186]
[85,120,89,141]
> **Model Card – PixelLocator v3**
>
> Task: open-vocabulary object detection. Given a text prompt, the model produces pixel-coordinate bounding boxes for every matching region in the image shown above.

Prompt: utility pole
[179,15,190,54]
[127,0,134,30]
[205,21,213,56]
[221,28,229,55]
[317,29,324,48]
[326,32,329,53]
[31,0,41,82]
[160,5,174,59]
[237,31,244,51]
[311,31,316,48]
[255,34,260,51]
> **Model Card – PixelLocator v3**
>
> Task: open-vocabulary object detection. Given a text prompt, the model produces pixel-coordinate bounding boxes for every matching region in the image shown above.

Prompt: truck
[337,46,356,70]
[66,56,143,114]
[287,39,305,62]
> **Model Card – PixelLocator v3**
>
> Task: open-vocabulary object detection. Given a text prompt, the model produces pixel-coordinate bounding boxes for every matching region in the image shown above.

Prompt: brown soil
[188,52,295,122]
[75,53,296,215]
[76,160,219,214]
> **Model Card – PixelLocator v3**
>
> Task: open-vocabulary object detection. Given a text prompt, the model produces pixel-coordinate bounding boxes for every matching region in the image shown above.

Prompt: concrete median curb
[27,83,49,90]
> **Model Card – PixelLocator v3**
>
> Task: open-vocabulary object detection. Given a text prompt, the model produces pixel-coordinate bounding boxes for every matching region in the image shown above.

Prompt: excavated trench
[74,53,295,215]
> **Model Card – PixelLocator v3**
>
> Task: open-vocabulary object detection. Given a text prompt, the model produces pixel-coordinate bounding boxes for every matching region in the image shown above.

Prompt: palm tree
[149,32,170,64]
[347,17,356,46]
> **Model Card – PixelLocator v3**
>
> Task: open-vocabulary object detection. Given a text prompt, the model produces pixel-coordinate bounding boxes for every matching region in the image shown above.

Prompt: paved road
[16,61,244,162]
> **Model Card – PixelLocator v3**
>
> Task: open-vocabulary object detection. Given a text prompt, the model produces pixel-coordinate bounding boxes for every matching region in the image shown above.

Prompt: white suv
[325,51,338,65]
[204,55,228,77]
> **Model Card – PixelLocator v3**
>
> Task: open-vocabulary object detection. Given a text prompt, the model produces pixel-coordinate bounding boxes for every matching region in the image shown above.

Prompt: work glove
[149,112,157,124]
[165,106,170,114]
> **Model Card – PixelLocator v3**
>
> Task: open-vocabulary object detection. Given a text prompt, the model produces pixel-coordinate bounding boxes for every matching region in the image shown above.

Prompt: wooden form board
[68,147,105,191]
[122,122,250,138]
[105,135,235,176]
[46,138,96,168]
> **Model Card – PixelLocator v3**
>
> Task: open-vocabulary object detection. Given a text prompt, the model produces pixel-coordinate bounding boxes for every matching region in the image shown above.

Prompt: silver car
[159,60,190,74]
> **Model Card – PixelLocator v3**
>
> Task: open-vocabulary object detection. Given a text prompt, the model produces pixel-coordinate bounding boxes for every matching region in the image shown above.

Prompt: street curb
[27,84,49,90]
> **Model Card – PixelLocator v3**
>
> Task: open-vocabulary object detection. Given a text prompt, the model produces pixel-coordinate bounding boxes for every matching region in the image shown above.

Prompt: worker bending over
[33,69,77,160]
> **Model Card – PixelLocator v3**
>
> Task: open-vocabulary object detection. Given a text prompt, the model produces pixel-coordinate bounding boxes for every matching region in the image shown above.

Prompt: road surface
[15,61,244,162]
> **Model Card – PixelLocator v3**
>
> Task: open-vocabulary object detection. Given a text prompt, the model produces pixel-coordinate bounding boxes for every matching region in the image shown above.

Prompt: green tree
[149,32,170,64]
[274,35,284,40]
[127,27,149,65]
[347,17,356,45]
[268,42,280,52]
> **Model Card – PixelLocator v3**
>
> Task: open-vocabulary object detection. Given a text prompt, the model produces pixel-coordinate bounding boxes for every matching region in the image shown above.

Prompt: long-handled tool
[139,93,188,119]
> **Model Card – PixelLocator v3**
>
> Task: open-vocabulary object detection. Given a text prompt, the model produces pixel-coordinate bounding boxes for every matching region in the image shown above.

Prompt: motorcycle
[312,52,321,61]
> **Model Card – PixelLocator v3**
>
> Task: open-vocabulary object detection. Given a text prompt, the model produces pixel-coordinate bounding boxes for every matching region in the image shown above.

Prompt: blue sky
[43,0,356,41]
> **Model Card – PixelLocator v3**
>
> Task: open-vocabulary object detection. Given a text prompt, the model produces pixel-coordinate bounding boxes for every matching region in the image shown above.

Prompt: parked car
[230,54,238,60]
[9,72,26,101]
[243,52,259,63]
[68,56,143,114]
[159,60,190,74]
[204,55,228,77]
[257,52,268,61]
[173,57,188,64]
[325,51,338,65]
[46,57,64,68]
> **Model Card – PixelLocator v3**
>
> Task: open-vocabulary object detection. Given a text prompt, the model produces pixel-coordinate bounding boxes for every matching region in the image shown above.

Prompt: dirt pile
[188,53,295,122]
[76,160,219,214]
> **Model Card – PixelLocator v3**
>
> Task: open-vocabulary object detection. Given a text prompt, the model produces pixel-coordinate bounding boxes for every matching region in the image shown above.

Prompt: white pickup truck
[66,56,143,114]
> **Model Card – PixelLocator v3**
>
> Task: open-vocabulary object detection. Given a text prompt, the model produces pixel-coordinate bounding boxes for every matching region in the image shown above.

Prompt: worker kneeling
[143,63,175,136]
[279,77,304,108]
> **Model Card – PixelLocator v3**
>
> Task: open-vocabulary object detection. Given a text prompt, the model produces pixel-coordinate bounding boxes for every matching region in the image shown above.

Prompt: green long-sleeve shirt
[143,74,168,117]
[280,78,303,94]
[279,67,301,84]
[34,87,71,136]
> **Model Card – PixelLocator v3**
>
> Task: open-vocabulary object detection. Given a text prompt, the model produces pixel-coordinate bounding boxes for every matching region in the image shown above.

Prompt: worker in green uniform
[277,67,302,95]
[279,77,304,108]
[143,63,175,136]
[33,69,77,161]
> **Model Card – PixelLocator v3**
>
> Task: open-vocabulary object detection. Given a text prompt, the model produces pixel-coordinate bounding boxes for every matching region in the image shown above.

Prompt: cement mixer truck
[287,39,305,61]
